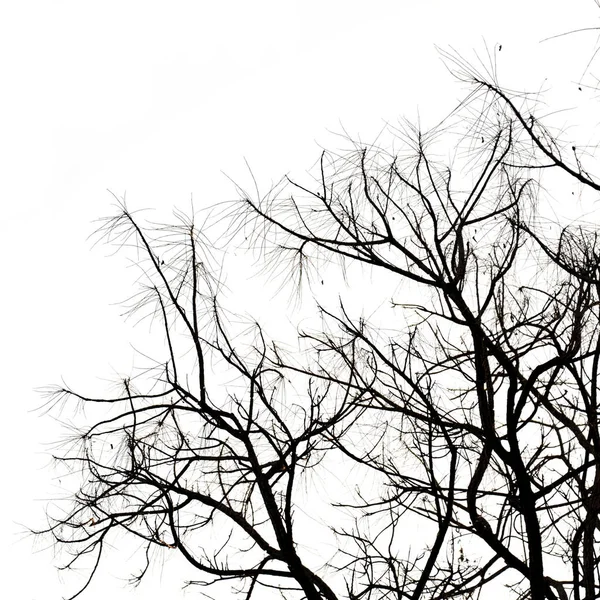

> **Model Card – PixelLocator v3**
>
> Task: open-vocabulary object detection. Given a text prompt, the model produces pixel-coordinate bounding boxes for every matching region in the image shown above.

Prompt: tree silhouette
[38,51,600,600]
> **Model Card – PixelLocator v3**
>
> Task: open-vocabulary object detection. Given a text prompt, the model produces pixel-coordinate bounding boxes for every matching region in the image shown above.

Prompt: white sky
[1,1,598,598]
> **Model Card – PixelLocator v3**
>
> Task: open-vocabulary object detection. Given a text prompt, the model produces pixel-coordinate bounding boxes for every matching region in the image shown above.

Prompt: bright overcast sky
[1,1,598,598]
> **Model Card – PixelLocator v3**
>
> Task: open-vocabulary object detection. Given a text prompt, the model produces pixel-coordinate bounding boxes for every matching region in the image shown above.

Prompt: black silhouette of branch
[39,46,600,600]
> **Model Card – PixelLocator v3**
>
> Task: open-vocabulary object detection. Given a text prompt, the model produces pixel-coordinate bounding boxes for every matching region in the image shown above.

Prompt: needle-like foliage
[38,47,600,600]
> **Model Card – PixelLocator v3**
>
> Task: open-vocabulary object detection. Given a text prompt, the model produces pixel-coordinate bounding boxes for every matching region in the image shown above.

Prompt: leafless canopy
[39,51,600,600]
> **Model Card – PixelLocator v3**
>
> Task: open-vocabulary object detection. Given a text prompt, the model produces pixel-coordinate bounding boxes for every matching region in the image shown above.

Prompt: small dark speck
[498,44,502,51]
[321,280,324,285]
[579,86,582,91]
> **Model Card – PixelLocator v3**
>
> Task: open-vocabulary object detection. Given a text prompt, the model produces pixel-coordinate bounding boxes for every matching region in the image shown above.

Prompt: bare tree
[38,50,600,600]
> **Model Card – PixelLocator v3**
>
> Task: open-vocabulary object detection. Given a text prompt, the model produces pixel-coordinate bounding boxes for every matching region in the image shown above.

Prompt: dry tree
[38,48,600,600]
